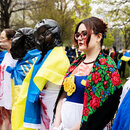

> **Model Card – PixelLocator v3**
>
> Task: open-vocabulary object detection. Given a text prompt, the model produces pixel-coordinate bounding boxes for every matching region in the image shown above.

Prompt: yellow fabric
[11,79,22,106]
[11,65,35,130]
[11,79,15,106]
[63,74,76,96]
[11,47,70,130]
[121,56,130,61]
[33,47,70,91]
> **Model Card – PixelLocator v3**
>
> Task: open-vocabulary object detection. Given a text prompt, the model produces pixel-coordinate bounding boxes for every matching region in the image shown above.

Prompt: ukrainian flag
[11,47,70,130]
[121,52,130,61]
[11,49,41,130]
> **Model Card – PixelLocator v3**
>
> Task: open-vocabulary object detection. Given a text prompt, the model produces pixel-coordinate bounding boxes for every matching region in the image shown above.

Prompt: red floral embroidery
[104,86,107,89]
[111,71,121,86]
[68,65,76,73]
[90,91,94,96]
[92,72,101,84]
[90,95,100,109]
[104,81,107,86]
[85,80,89,88]
[93,65,96,68]
[101,91,104,95]
[72,59,79,64]
[83,107,89,116]
[104,81,107,89]
[98,66,100,69]
[83,92,88,107]
[99,58,108,65]
[107,64,111,68]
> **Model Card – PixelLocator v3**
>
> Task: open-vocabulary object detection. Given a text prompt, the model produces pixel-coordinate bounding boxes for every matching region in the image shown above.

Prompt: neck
[84,46,101,62]
[7,43,11,52]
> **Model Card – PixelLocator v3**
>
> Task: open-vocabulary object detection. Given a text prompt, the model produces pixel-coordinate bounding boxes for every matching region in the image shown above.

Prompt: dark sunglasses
[75,31,87,40]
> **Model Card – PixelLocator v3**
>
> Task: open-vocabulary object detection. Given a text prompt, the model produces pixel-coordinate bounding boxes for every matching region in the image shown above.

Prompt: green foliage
[104,30,114,47]
[71,0,91,31]
[24,0,92,44]
[6,0,92,45]
[121,25,130,49]
[93,0,130,49]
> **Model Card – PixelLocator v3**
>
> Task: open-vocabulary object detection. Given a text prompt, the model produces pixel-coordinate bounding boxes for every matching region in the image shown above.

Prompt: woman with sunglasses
[53,17,122,130]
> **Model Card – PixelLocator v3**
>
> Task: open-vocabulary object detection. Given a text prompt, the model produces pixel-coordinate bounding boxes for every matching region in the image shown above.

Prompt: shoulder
[97,52,117,68]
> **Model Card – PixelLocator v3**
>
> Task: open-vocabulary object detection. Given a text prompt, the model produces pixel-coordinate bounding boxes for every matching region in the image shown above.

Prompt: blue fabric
[24,50,52,124]
[0,50,7,64]
[124,52,130,57]
[117,59,122,69]
[66,74,88,104]
[112,89,130,130]
[10,49,41,85]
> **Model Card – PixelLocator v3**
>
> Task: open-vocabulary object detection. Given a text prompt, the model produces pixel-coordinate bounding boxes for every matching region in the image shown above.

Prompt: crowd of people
[0,16,129,130]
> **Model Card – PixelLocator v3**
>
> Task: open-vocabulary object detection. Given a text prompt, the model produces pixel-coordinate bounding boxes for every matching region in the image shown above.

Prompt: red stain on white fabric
[40,93,50,130]
[0,65,5,99]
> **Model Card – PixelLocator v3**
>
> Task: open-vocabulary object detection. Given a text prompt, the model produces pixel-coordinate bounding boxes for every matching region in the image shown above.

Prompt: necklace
[82,60,95,64]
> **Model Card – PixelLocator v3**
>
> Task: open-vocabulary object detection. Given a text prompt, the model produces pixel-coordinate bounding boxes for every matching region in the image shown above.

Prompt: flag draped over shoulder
[11,49,41,130]
[12,47,70,130]
[11,49,41,105]
[121,52,130,61]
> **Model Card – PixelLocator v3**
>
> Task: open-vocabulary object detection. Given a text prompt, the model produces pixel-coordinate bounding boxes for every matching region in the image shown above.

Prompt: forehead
[0,31,7,38]
[78,23,86,32]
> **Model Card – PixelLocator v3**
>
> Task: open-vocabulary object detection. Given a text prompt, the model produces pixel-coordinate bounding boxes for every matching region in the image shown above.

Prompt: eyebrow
[77,30,87,33]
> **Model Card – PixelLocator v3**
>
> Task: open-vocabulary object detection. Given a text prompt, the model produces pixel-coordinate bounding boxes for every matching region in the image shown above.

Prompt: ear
[97,33,102,42]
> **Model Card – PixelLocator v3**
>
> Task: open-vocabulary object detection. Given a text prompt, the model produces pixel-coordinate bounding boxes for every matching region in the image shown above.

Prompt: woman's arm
[70,121,80,130]
[53,91,66,129]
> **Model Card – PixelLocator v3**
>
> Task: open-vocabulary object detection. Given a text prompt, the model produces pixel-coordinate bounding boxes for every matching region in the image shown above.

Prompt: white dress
[0,52,17,110]
[40,81,61,130]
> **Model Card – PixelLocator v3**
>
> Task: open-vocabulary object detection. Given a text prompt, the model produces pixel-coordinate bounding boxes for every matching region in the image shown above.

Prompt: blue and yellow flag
[11,49,41,130]
[121,52,130,61]
[12,47,70,130]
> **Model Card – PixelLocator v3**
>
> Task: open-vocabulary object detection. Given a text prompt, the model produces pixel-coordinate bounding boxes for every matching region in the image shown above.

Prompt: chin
[78,46,87,52]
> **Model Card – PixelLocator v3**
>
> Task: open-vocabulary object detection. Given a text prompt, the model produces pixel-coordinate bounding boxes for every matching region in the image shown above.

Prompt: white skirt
[40,81,61,130]
[61,99,83,129]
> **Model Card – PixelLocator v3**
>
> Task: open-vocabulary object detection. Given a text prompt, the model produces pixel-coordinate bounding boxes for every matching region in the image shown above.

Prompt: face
[0,31,10,50]
[76,23,101,53]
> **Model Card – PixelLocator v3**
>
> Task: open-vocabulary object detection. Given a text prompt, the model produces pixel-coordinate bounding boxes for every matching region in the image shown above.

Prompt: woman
[53,17,122,130]
[0,29,17,130]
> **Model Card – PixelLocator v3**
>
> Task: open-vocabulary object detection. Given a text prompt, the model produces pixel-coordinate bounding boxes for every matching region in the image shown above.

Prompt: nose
[77,34,82,41]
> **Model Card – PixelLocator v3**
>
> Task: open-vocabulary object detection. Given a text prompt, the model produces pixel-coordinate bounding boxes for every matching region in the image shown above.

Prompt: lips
[78,42,84,46]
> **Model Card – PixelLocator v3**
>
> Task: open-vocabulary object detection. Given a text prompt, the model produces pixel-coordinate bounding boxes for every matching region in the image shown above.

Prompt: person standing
[67,44,77,64]
[0,29,17,130]
[12,19,70,130]
[110,46,118,65]
[53,17,122,130]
